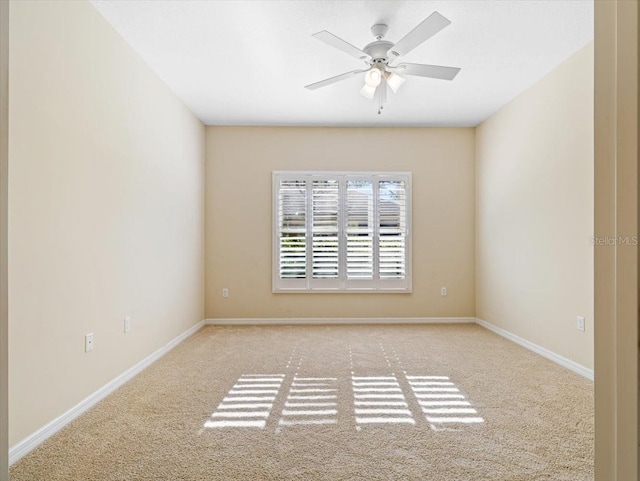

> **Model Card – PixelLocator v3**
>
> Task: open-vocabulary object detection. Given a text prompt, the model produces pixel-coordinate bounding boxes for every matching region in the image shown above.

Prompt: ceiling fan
[305,11,461,114]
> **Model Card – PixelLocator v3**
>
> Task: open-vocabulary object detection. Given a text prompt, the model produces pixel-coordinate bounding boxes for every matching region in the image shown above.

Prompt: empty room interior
[1,0,638,480]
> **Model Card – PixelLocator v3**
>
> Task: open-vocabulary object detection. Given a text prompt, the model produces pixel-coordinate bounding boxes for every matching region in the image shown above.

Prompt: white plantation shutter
[273,172,411,292]
[310,179,340,288]
[345,180,374,288]
[378,180,407,287]
[276,178,308,289]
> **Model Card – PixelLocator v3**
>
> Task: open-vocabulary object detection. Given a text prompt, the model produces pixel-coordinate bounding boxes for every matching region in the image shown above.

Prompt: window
[273,171,411,292]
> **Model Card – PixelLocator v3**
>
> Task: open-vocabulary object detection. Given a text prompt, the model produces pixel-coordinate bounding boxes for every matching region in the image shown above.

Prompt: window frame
[272,171,412,293]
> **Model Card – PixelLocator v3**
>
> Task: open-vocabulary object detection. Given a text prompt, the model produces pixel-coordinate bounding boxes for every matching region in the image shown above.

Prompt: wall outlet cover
[85,332,94,352]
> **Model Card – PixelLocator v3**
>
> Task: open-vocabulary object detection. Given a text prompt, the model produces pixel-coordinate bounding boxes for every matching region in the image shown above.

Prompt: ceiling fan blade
[388,11,451,61]
[305,69,368,90]
[312,30,371,61]
[393,63,460,81]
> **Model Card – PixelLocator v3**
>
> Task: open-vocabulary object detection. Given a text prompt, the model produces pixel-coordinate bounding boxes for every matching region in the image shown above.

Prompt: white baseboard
[475,318,594,381]
[9,320,205,465]
[205,317,476,325]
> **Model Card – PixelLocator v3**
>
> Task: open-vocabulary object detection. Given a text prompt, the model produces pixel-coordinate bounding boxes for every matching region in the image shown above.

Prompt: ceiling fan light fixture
[384,71,405,93]
[364,68,382,87]
[360,84,377,99]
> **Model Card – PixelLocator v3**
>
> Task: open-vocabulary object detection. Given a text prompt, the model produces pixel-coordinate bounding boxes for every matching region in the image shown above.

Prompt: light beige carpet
[10,324,593,480]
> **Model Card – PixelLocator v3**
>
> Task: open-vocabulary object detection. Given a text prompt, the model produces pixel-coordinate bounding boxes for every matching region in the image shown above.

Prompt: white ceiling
[90,0,593,127]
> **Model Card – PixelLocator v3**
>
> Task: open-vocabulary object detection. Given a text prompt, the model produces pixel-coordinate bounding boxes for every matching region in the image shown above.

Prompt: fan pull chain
[378,78,387,114]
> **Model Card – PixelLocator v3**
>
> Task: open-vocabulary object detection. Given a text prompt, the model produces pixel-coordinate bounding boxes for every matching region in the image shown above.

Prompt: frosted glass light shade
[360,84,377,99]
[385,71,405,93]
[364,68,382,87]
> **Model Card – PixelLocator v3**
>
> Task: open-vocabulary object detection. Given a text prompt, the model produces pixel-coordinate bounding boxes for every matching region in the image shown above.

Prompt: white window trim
[272,171,412,293]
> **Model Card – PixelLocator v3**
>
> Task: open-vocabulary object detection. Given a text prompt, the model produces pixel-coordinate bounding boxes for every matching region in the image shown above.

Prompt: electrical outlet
[222,288,229,298]
[441,287,447,296]
[576,316,586,332]
[124,316,131,333]
[85,332,94,352]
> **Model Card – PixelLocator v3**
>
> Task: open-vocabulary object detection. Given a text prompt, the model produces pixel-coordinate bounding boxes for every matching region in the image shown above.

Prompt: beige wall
[1,0,8,478]
[475,42,594,370]
[8,1,205,445]
[205,127,475,319]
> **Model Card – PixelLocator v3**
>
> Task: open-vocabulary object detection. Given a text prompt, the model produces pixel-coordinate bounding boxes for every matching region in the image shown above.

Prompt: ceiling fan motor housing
[363,40,394,64]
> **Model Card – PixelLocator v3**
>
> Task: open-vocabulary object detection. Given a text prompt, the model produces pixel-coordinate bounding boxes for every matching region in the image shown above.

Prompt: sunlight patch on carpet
[203,343,484,431]
[203,374,284,429]
[406,375,484,429]
[353,374,415,427]
[204,373,483,431]
[279,376,339,426]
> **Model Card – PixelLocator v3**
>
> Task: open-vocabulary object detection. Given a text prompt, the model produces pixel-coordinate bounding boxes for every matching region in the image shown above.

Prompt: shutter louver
[312,179,339,279]
[346,180,373,279]
[378,180,406,280]
[278,179,307,279]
